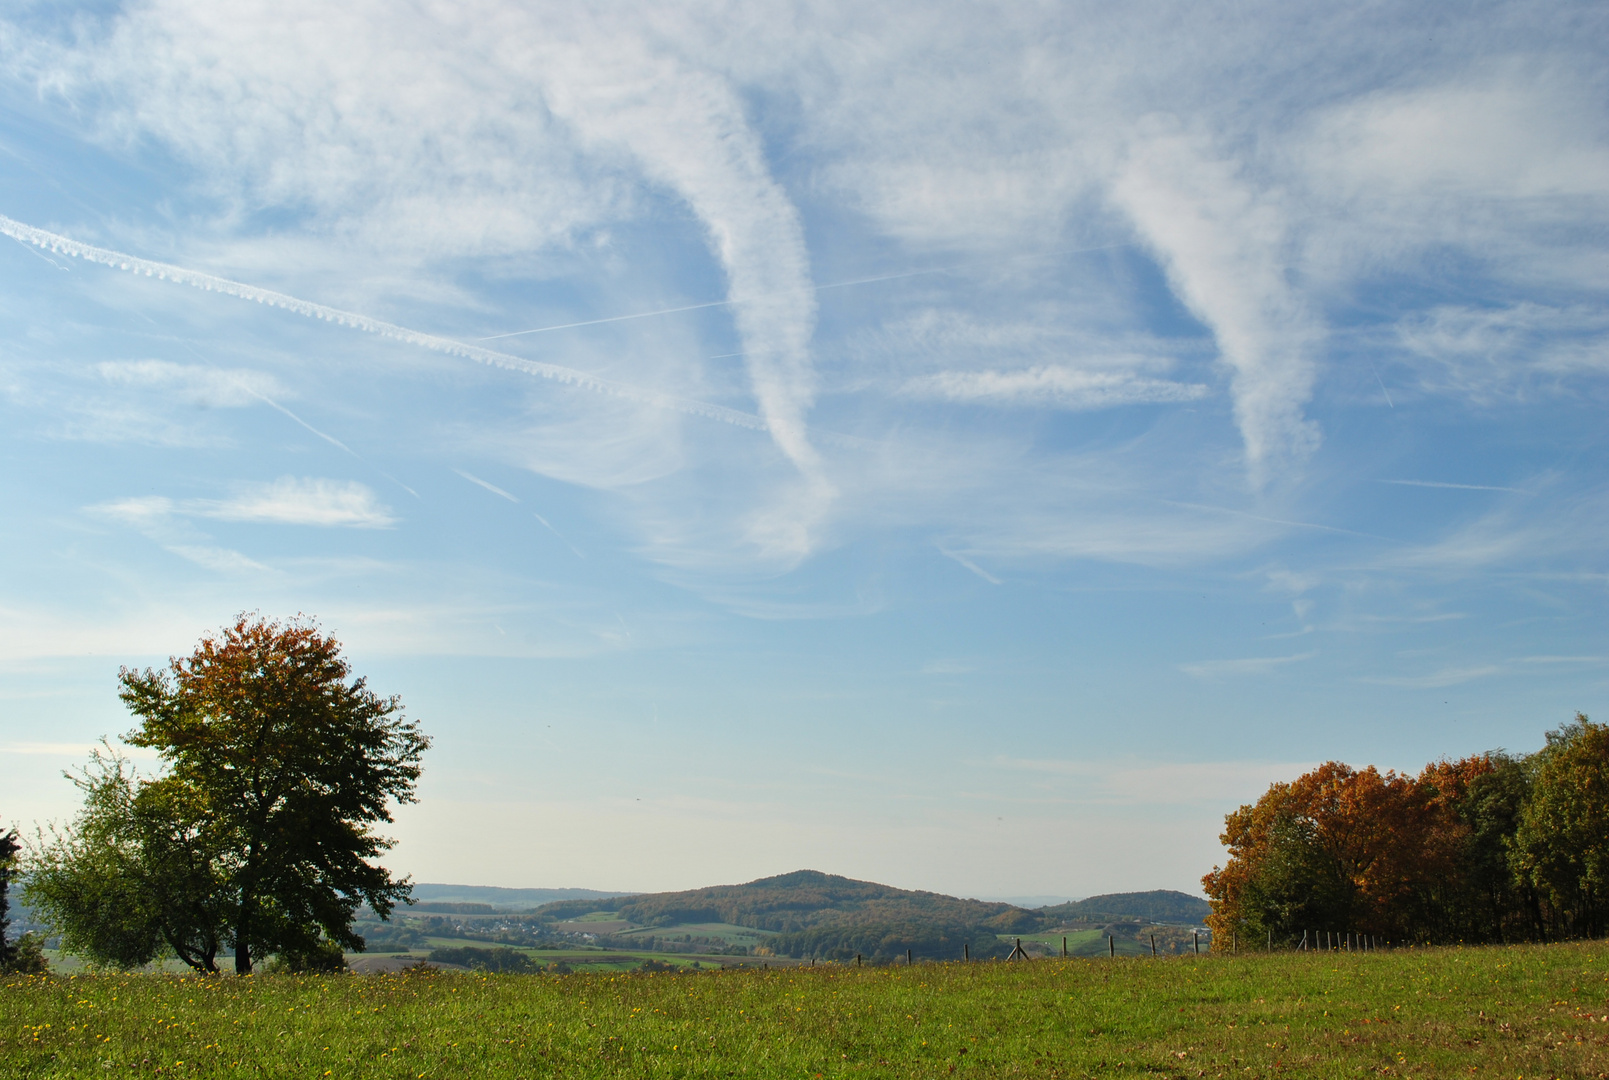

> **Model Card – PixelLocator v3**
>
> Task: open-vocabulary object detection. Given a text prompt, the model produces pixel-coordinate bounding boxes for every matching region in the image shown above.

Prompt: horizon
[1,1,1606,901]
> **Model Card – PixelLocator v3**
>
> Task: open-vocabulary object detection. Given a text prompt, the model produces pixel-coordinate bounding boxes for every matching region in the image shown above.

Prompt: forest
[1205,713,1609,946]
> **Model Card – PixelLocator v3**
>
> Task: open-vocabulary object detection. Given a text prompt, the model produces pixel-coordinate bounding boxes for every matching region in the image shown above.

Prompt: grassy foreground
[6,943,1609,1078]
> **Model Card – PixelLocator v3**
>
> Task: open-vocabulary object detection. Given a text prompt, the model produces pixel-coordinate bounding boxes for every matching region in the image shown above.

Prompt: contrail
[476,245,1130,342]
[1377,479,1528,494]
[453,468,519,503]
[0,214,769,433]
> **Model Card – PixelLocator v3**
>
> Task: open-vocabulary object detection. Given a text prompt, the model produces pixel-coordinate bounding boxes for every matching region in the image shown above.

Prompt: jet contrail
[0,214,769,433]
[476,248,1130,342]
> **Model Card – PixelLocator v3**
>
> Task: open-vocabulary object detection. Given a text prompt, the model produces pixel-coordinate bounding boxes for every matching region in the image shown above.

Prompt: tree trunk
[235,897,253,975]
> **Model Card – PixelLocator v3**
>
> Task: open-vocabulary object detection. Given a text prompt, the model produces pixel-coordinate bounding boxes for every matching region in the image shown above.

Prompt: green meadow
[7,942,1609,1078]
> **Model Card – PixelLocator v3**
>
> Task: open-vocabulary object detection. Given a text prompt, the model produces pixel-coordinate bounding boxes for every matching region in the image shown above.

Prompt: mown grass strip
[5,942,1609,1077]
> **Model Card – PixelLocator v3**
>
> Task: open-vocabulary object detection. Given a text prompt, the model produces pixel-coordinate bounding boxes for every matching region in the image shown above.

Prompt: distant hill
[1037,890,1209,925]
[533,870,1043,935]
[410,883,634,909]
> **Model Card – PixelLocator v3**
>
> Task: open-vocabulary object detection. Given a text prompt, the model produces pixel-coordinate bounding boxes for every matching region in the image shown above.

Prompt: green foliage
[4,933,48,975]
[1513,715,1609,937]
[426,946,540,972]
[6,943,1609,1077]
[351,920,425,951]
[635,957,677,972]
[768,922,1009,962]
[0,828,46,975]
[0,824,18,971]
[1237,812,1355,944]
[24,749,230,972]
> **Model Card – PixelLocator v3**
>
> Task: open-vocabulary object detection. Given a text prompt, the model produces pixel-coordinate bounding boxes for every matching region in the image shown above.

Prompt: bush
[2,933,49,975]
[425,946,537,973]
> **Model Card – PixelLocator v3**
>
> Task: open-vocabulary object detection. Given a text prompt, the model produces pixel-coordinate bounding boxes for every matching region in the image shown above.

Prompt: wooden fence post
[1109,935,1114,958]
[1150,934,1157,957]
[1193,931,1199,954]
[856,954,862,967]
[907,949,912,966]
[964,942,970,962]
[1063,936,1068,958]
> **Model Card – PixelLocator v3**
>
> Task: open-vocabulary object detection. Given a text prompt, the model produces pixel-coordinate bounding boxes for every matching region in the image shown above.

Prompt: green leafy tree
[27,749,231,972]
[30,614,428,974]
[0,822,46,974]
[1513,714,1609,938]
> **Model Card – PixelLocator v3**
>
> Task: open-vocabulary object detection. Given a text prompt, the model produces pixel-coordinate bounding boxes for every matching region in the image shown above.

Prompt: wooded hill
[524,871,1206,962]
[533,870,1040,933]
[1039,890,1210,925]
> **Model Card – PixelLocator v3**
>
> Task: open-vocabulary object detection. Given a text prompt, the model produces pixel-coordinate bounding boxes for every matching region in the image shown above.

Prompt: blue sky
[1,0,1606,901]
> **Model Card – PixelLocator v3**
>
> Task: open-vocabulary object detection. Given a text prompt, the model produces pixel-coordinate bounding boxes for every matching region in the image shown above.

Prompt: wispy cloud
[192,477,396,528]
[1110,124,1321,480]
[1512,655,1606,665]
[1362,665,1501,689]
[96,359,282,407]
[91,478,396,531]
[1181,651,1318,678]
[905,366,1207,410]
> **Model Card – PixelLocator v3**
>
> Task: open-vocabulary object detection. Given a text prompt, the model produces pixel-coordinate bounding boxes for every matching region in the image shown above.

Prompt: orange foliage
[1205,755,1497,945]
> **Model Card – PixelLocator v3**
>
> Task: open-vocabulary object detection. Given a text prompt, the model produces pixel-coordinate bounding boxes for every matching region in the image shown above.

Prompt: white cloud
[96,359,281,407]
[90,478,395,537]
[29,0,832,562]
[1395,303,1609,402]
[9,0,1609,582]
[1362,666,1501,689]
[1180,651,1317,678]
[194,477,396,528]
[905,366,1207,410]
[93,495,177,527]
[1111,123,1321,479]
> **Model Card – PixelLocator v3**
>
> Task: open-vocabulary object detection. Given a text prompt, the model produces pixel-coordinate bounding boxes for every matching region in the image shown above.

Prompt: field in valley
[6,941,1609,1077]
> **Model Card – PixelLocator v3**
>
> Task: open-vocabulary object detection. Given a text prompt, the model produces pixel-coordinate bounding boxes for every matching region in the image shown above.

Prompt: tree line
[1204,715,1609,947]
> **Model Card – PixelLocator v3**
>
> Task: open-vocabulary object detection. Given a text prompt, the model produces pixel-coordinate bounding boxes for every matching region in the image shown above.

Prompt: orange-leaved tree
[1204,759,1497,948]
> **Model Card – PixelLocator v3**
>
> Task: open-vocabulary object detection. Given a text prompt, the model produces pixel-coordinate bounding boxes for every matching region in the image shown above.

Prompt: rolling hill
[410,884,632,909]
[1037,890,1210,925]
[531,870,1043,934]
[378,874,1211,964]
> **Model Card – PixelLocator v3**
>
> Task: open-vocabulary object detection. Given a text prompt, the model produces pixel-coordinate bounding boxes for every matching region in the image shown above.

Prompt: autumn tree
[28,615,428,974]
[1203,757,1521,947]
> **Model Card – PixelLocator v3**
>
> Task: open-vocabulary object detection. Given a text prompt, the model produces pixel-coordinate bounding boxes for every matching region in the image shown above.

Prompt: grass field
[6,942,1609,1077]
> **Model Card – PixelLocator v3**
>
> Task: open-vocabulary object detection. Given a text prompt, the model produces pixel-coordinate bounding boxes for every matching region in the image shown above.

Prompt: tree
[27,748,231,972]
[1513,714,1609,938]
[0,823,19,969]
[0,822,49,975]
[31,614,429,974]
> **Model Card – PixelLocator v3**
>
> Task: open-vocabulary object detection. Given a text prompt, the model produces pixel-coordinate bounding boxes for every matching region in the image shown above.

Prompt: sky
[0,0,1606,903]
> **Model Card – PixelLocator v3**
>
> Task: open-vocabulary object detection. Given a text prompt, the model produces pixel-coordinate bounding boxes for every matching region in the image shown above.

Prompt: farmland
[6,941,1609,1077]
